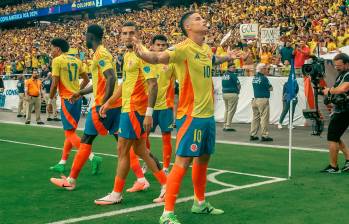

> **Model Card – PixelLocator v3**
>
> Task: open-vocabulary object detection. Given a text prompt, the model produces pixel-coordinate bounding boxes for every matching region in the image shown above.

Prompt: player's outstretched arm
[133,37,170,64]
[99,84,122,118]
[214,48,241,65]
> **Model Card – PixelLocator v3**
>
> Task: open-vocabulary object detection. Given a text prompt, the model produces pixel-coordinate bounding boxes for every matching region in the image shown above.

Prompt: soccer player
[127,34,175,193]
[50,24,120,190]
[47,41,103,173]
[133,12,240,224]
[94,22,167,205]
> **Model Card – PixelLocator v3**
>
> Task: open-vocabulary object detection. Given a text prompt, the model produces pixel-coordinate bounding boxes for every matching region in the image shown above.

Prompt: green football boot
[191,200,224,215]
[159,213,181,224]
[49,163,65,173]
[90,156,103,175]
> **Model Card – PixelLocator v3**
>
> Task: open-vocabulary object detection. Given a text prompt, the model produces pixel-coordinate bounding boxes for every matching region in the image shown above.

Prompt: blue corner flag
[286,59,297,102]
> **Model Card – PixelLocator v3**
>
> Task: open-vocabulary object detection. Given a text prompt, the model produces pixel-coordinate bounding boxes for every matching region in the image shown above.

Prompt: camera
[324,93,348,108]
[302,56,325,85]
[302,56,326,136]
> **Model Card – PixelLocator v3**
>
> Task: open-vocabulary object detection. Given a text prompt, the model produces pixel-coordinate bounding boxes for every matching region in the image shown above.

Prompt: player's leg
[159,155,191,224]
[50,99,83,172]
[160,116,194,223]
[191,117,223,215]
[132,137,167,202]
[94,136,133,205]
[50,133,97,190]
[157,109,173,173]
[50,106,104,189]
[191,154,223,215]
[126,146,150,192]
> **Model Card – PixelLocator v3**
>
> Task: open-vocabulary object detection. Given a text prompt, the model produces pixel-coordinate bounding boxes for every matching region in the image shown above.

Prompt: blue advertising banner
[0,0,136,24]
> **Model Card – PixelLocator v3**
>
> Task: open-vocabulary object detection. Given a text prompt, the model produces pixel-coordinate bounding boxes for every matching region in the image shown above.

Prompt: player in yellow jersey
[134,12,241,224]
[50,25,120,190]
[94,22,167,205]
[47,39,102,174]
[126,34,175,193]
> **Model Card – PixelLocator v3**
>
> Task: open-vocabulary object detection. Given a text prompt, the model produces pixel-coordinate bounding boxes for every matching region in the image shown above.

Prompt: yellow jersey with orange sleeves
[216,46,228,71]
[167,38,214,119]
[52,54,86,99]
[122,50,157,115]
[154,63,175,110]
[91,45,120,108]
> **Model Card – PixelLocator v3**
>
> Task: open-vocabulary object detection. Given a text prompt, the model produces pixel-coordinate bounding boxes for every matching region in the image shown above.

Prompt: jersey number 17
[67,63,78,81]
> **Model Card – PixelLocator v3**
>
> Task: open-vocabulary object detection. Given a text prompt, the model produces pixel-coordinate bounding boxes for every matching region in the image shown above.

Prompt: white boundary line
[0,120,329,153]
[48,178,285,224]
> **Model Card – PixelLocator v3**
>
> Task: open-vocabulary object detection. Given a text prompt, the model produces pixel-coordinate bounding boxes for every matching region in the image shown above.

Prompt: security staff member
[17,75,26,117]
[43,72,59,121]
[321,53,349,173]
[250,63,273,141]
[25,70,44,125]
[222,62,240,131]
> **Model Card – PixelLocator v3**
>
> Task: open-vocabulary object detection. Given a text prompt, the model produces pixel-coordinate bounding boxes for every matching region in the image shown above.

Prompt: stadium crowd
[0,0,84,16]
[0,0,348,77]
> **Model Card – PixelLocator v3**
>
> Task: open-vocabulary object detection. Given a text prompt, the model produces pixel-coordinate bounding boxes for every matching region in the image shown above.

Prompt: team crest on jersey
[190,144,198,152]
[143,66,151,73]
[194,53,200,59]
[99,60,105,67]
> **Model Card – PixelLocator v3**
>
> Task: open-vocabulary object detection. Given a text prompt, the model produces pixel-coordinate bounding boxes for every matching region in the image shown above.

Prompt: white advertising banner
[239,23,259,39]
[213,77,306,126]
[2,78,306,126]
[260,27,280,44]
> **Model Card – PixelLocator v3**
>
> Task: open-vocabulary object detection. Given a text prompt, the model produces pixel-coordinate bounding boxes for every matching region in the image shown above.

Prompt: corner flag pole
[288,99,293,179]
[287,59,296,179]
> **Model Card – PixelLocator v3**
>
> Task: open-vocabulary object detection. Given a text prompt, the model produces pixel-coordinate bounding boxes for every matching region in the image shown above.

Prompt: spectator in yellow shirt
[260,46,273,65]
[326,37,337,52]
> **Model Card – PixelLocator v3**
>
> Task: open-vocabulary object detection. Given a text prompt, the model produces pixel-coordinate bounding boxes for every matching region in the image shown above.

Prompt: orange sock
[130,147,144,179]
[192,162,208,202]
[70,143,92,179]
[113,176,126,193]
[164,164,187,212]
[65,130,81,148]
[61,139,73,161]
[162,133,172,169]
[153,170,167,185]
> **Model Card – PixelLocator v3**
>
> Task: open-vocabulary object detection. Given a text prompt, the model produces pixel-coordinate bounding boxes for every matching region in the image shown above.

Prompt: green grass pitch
[1,123,349,224]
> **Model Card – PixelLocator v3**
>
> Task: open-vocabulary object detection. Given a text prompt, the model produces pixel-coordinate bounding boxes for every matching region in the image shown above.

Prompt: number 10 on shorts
[193,129,202,143]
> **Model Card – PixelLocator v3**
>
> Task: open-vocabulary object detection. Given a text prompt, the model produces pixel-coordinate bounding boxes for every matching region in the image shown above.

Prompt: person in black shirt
[221,63,240,131]
[17,75,26,117]
[42,73,60,121]
[321,53,349,173]
[0,76,4,92]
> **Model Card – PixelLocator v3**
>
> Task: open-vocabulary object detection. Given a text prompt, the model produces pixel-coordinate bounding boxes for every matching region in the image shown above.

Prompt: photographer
[321,53,349,173]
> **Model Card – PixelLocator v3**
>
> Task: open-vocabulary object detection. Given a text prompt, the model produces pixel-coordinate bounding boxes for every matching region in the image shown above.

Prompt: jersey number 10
[203,65,211,78]
[67,63,78,81]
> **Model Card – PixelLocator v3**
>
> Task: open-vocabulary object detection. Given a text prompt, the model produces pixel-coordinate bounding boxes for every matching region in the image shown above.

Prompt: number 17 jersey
[52,54,85,99]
